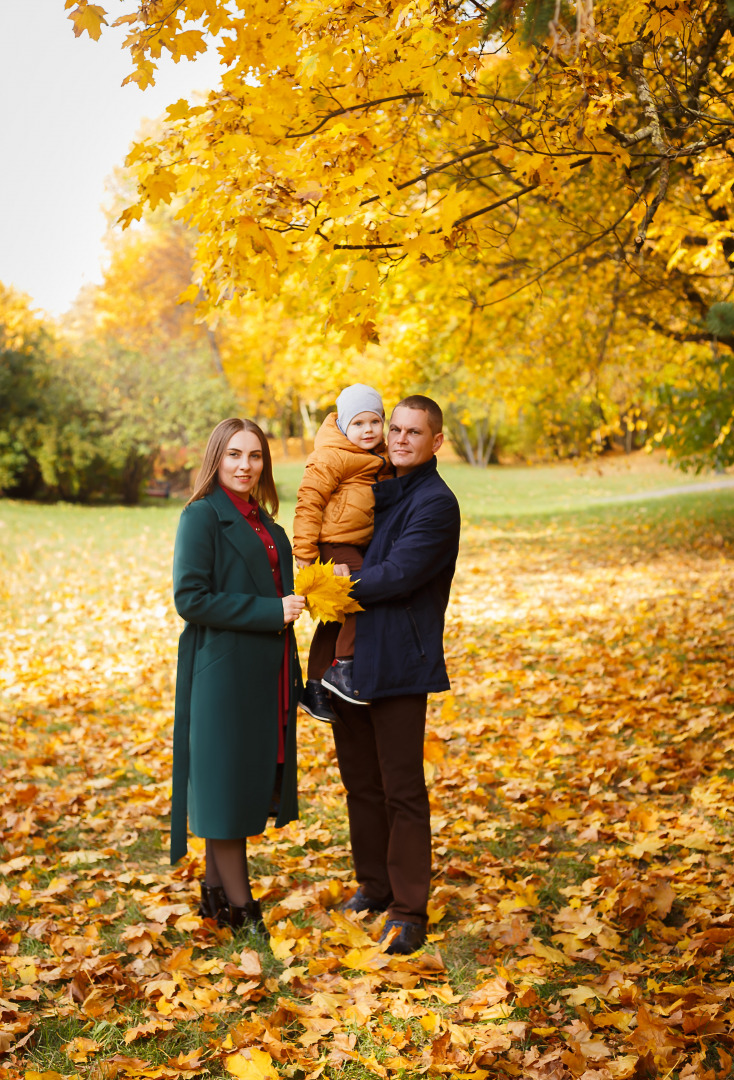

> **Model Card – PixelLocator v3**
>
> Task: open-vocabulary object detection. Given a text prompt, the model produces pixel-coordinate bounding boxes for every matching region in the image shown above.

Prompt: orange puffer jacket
[293,413,389,562]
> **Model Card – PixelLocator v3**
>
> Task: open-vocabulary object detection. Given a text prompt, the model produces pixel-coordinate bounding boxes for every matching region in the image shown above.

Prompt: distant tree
[0,284,57,495]
[0,281,236,503]
[45,342,237,504]
[656,303,734,473]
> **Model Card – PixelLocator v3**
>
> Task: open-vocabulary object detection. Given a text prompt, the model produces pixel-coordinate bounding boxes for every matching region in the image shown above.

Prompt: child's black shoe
[321,660,370,706]
[299,679,338,723]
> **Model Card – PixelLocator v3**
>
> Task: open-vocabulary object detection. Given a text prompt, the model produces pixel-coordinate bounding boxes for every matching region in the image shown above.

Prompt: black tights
[203,764,283,906]
[204,838,252,906]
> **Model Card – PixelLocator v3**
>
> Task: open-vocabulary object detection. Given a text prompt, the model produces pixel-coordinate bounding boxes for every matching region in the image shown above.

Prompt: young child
[294,384,389,722]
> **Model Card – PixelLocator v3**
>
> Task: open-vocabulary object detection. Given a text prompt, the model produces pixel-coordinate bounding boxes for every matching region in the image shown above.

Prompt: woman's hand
[332,563,351,578]
[282,594,306,623]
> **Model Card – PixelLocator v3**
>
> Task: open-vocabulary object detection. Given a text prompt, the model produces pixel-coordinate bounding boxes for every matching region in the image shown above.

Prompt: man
[325,394,461,954]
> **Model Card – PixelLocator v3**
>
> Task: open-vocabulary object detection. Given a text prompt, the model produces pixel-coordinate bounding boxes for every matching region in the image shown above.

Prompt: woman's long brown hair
[185,418,279,517]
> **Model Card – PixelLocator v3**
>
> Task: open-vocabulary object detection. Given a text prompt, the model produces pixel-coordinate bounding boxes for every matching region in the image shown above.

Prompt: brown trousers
[306,542,364,680]
[332,694,430,925]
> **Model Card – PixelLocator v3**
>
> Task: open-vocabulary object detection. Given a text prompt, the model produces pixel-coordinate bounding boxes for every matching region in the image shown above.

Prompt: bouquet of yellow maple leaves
[294,560,364,624]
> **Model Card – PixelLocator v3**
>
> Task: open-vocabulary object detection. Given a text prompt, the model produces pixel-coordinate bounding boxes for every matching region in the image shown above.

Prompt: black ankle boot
[199,882,228,925]
[227,898,268,935]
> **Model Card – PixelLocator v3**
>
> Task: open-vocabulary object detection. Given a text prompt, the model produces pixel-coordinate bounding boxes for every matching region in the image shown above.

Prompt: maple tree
[67,203,382,449]
[70,213,223,374]
[63,0,734,465]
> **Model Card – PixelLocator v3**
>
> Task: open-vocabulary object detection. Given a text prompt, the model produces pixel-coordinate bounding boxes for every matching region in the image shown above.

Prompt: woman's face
[218,430,264,499]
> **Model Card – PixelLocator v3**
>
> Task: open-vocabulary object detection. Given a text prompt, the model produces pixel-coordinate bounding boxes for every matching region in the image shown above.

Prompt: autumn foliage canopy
[58,0,734,466]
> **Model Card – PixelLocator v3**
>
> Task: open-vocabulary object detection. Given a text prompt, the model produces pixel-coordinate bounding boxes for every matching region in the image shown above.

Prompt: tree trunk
[449,414,500,466]
[459,422,477,465]
[196,289,227,379]
[299,398,315,455]
[121,452,151,505]
[280,405,289,458]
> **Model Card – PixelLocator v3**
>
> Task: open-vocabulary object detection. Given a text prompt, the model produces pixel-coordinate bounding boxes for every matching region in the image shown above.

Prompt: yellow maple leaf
[165,98,192,122]
[172,30,207,61]
[294,560,363,624]
[226,1048,278,1080]
[68,3,107,40]
[142,168,179,210]
[62,1036,101,1063]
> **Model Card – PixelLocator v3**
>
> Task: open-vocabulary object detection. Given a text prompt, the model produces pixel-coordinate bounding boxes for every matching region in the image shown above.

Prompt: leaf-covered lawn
[1,490,733,1080]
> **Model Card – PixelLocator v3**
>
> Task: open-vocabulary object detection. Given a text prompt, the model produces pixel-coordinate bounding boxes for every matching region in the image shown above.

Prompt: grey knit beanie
[335,384,384,435]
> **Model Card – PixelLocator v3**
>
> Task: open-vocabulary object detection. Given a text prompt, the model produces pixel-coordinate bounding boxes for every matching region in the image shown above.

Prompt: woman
[171,418,305,933]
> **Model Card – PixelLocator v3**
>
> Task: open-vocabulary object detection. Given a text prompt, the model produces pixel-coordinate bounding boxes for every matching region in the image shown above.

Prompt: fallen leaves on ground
[0,500,733,1080]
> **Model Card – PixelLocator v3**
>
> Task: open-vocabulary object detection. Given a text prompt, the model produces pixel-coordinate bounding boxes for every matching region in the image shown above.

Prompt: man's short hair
[394,395,443,435]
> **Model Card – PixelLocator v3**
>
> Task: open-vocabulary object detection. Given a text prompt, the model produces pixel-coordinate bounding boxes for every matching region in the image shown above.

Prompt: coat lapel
[207,486,278,596]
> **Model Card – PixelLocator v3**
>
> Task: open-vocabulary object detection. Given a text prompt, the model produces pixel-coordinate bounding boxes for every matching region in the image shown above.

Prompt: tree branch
[629,43,667,157]
[359,143,500,207]
[629,43,670,251]
[474,197,641,308]
[451,184,539,227]
[286,92,424,139]
[688,12,733,107]
[318,182,542,250]
[633,309,734,351]
[634,159,670,251]
[605,122,654,147]
[139,1,187,44]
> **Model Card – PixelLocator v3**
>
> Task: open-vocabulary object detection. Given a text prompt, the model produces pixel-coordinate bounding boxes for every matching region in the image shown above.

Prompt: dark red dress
[221,486,289,763]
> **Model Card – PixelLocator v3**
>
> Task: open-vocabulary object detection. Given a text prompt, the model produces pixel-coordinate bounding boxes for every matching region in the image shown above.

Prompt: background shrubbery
[0,284,235,504]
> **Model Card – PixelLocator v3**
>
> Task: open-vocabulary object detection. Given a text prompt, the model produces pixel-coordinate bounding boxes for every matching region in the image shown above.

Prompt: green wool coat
[170,484,302,863]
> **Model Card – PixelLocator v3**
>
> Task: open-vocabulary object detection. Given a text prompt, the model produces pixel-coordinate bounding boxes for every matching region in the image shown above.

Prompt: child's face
[345,411,384,450]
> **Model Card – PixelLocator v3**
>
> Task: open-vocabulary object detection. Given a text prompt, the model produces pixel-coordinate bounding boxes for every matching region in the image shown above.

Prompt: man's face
[388,406,443,475]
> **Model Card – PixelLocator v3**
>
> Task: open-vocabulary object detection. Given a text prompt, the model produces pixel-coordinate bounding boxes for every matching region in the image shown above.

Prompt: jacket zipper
[369,448,390,475]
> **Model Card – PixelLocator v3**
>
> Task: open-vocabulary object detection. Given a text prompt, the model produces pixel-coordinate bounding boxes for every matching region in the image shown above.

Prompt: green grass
[274,451,733,520]
[28,1012,231,1074]
[0,499,179,590]
[440,931,488,995]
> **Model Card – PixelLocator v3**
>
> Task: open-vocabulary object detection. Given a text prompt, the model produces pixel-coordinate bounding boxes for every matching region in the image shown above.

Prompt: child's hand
[295,557,314,569]
[332,563,351,578]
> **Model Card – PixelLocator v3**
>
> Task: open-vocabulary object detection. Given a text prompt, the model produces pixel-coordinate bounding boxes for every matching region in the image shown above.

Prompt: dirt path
[597,474,734,503]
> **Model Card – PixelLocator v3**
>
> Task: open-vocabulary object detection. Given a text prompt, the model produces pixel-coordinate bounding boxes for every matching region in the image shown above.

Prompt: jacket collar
[208,482,244,524]
[374,456,438,508]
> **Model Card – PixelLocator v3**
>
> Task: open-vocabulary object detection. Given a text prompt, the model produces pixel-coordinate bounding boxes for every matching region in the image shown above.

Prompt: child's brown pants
[306,541,364,680]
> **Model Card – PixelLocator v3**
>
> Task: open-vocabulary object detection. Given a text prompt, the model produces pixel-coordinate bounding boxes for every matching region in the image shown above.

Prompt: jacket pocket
[193,630,237,675]
[405,605,426,659]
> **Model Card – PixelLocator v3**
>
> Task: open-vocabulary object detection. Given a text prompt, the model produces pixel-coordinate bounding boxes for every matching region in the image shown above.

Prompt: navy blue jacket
[351,456,460,700]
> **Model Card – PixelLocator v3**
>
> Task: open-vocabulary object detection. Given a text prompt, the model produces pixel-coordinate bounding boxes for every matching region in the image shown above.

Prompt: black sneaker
[321,659,370,706]
[379,919,426,955]
[299,679,338,724]
[341,887,392,914]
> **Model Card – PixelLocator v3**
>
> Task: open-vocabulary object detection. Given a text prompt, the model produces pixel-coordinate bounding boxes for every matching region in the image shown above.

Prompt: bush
[0,286,237,503]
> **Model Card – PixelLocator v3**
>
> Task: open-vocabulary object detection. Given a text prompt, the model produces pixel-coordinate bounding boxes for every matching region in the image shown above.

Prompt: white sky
[0,2,222,317]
